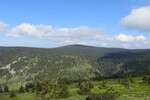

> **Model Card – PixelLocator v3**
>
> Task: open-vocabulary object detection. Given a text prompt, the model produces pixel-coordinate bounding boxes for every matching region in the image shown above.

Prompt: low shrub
[86,91,120,100]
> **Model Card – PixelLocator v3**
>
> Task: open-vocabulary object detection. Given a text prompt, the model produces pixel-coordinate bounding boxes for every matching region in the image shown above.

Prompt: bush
[117,79,122,84]
[34,78,69,100]
[86,91,120,100]
[99,80,109,89]
[149,78,150,85]
[58,84,69,97]
[0,88,3,93]
[19,85,25,93]
[4,85,9,92]
[107,87,115,92]
[142,76,150,85]
[121,78,131,89]
[78,81,93,95]
[9,91,17,98]
[129,78,134,83]
[25,84,29,92]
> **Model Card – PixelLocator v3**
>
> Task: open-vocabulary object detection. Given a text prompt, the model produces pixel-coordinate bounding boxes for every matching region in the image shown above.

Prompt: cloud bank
[0,19,150,48]
[7,23,110,42]
[1,22,148,49]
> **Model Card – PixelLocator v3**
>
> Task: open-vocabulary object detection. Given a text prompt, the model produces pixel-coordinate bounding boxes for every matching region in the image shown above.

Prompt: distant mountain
[0,44,150,84]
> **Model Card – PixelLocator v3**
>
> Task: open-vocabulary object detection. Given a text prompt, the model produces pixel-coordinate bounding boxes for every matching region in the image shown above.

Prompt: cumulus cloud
[112,33,149,48]
[120,6,150,33]
[115,34,146,42]
[7,23,111,43]
[0,21,7,32]
[2,22,150,49]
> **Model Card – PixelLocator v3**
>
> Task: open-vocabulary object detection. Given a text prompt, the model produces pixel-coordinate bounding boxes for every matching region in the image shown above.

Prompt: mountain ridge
[0,44,150,84]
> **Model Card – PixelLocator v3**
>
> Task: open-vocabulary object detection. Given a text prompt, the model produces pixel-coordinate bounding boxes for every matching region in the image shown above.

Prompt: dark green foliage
[19,85,25,93]
[149,78,150,85]
[142,75,150,84]
[0,88,3,93]
[25,84,29,92]
[36,82,42,91]
[129,78,134,83]
[4,85,9,92]
[78,81,94,95]
[93,75,104,81]
[57,84,69,97]
[34,78,69,100]
[9,90,17,98]
[0,45,150,84]
[34,79,51,100]
[121,78,131,89]
[99,80,109,89]
[107,87,115,92]
[77,79,82,88]
[25,83,35,92]
[58,79,72,85]
[118,79,122,84]
[86,91,120,100]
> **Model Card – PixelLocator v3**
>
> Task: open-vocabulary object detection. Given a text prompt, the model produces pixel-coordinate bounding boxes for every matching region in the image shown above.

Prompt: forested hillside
[0,45,150,84]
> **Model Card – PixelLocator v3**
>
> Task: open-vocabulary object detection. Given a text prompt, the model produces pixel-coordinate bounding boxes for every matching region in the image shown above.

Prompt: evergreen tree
[58,84,69,97]
[121,78,131,89]
[77,79,82,88]
[99,80,109,89]
[142,76,149,84]
[36,82,42,91]
[9,91,17,98]
[19,85,25,93]
[78,81,93,95]
[148,77,150,85]
[0,88,3,93]
[4,85,9,92]
[86,91,120,100]
[34,78,53,100]
[118,79,122,84]
[107,87,115,93]
[25,84,29,92]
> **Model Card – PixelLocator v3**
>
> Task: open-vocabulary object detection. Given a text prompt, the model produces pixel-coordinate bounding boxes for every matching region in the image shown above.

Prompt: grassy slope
[0,77,150,100]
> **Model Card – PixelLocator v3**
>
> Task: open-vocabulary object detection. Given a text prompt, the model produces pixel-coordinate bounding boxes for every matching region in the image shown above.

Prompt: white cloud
[7,23,53,38]
[120,6,150,33]
[2,22,150,49]
[0,21,7,32]
[115,34,146,42]
[7,23,111,43]
[112,33,149,48]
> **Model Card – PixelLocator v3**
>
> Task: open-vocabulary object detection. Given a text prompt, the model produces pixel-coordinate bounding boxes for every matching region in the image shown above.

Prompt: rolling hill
[0,44,150,84]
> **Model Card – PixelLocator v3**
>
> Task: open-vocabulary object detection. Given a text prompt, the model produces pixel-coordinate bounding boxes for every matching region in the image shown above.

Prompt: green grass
[0,92,34,100]
[0,77,150,100]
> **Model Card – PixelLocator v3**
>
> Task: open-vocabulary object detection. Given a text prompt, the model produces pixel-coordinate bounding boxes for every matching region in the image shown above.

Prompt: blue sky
[0,0,150,48]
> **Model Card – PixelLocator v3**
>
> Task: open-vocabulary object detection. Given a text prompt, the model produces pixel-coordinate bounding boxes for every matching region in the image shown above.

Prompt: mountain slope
[0,45,150,84]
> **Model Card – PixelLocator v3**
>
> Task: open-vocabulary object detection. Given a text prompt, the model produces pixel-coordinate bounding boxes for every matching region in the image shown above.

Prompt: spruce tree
[58,84,69,97]
[10,91,17,98]
[0,88,3,93]
[142,76,149,84]
[121,78,131,89]
[118,79,122,84]
[4,85,9,92]
[25,84,29,92]
[99,80,109,89]
[78,81,93,95]
[19,85,25,93]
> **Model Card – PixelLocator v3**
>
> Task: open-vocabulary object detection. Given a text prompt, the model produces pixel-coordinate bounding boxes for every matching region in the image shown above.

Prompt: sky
[0,0,150,49]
